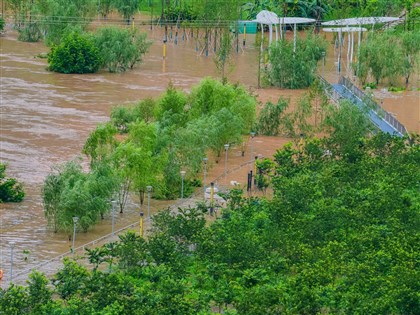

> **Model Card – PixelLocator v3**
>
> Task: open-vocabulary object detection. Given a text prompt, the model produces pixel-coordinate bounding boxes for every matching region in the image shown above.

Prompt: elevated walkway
[319,76,408,137]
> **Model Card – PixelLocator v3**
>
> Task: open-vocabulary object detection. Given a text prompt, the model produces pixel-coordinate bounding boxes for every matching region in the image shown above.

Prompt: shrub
[94,26,151,73]
[18,22,42,42]
[0,17,5,32]
[48,31,101,74]
[266,34,327,89]
[0,163,25,202]
[256,98,290,136]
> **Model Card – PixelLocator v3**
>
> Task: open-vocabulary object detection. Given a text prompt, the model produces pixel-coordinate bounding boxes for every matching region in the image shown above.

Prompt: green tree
[94,26,151,73]
[48,31,101,74]
[42,160,117,234]
[83,122,118,165]
[35,0,96,46]
[256,97,290,136]
[0,162,25,202]
[113,0,140,23]
[356,31,406,85]
[0,17,5,32]
[401,31,420,86]
[267,33,327,88]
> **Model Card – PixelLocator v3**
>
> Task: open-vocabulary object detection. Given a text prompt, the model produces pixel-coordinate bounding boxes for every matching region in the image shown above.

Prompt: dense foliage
[43,78,256,230]
[266,34,327,89]
[0,163,25,202]
[42,160,117,234]
[0,17,5,32]
[48,31,101,74]
[5,131,420,314]
[94,26,151,73]
[356,30,420,86]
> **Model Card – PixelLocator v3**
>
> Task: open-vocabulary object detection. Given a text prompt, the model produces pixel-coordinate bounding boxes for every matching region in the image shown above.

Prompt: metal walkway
[320,76,408,137]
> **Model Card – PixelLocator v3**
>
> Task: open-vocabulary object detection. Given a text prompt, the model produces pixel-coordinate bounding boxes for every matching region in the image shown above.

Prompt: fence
[317,75,342,104]
[5,158,256,287]
[338,76,408,136]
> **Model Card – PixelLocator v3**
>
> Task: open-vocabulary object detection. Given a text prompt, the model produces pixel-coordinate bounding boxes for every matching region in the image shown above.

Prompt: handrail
[338,76,408,136]
[9,158,256,285]
[317,75,342,104]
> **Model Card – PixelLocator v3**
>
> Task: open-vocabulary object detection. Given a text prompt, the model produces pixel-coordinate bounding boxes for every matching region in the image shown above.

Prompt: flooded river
[0,26,419,281]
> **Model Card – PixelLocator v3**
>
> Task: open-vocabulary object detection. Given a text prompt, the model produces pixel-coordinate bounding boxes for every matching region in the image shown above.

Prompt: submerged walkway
[321,75,409,137]
[1,158,259,288]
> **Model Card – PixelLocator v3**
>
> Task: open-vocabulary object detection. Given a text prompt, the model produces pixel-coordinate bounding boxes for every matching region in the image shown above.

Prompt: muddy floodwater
[0,26,419,281]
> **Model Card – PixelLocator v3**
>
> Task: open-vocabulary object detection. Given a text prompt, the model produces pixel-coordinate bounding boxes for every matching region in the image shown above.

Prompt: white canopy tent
[323,27,368,74]
[254,10,279,45]
[322,16,400,27]
[279,17,316,51]
[254,11,315,51]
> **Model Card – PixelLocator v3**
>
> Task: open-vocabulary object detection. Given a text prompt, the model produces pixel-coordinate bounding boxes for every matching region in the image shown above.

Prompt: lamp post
[146,186,152,219]
[180,170,186,199]
[224,144,230,177]
[72,217,79,255]
[203,157,208,197]
[322,51,326,78]
[111,200,117,236]
[250,132,255,167]
[139,212,144,237]
[10,241,15,283]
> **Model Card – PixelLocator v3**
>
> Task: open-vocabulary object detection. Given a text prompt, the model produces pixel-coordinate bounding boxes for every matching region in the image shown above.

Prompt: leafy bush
[94,27,151,73]
[256,97,290,136]
[356,31,420,86]
[110,98,157,133]
[0,17,5,32]
[36,0,96,46]
[266,34,327,89]
[363,82,377,90]
[18,22,42,42]
[0,163,25,202]
[48,31,101,74]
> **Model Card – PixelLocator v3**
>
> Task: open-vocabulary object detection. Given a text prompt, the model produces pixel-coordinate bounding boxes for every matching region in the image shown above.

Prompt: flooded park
[1,20,419,286]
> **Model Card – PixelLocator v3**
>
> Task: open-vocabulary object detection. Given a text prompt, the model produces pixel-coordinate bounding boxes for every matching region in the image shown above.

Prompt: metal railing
[338,76,408,136]
[317,75,342,104]
[6,158,257,287]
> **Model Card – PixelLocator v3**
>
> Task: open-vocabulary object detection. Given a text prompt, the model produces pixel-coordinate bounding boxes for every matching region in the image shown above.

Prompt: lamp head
[73,217,79,224]
[147,186,153,192]
[224,144,230,150]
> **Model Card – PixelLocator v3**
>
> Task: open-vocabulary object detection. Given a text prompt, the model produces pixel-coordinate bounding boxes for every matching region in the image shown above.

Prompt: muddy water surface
[0,27,418,282]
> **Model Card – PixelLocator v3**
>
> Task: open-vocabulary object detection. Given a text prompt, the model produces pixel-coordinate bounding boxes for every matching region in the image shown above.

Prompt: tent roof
[255,10,278,24]
[279,17,316,24]
[322,17,399,26]
[323,27,368,32]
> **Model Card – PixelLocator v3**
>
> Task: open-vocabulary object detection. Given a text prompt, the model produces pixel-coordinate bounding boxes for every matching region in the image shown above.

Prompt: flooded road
[0,26,419,281]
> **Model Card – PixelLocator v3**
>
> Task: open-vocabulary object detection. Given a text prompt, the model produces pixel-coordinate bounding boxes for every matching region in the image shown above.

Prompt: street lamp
[10,241,16,283]
[72,217,79,255]
[224,144,230,177]
[111,200,117,236]
[203,157,208,197]
[322,51,326,78]
[250,132,256,168]
[139,212,144,237]
[146,186,153,219]
[180,170,186,199]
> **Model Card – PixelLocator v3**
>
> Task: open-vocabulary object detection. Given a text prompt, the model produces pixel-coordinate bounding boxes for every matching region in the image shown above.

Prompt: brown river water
[0,26,419,282]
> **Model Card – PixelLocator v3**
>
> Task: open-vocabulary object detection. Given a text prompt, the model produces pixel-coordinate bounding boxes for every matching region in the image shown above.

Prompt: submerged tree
[0,163,25,202]
[267,33,327,89]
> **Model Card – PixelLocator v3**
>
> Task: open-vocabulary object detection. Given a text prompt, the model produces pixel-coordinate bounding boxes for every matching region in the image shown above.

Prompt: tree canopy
[6,130,420,314]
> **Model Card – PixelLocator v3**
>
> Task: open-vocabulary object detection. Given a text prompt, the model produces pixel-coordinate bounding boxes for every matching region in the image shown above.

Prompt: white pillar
[293,23,297,53]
